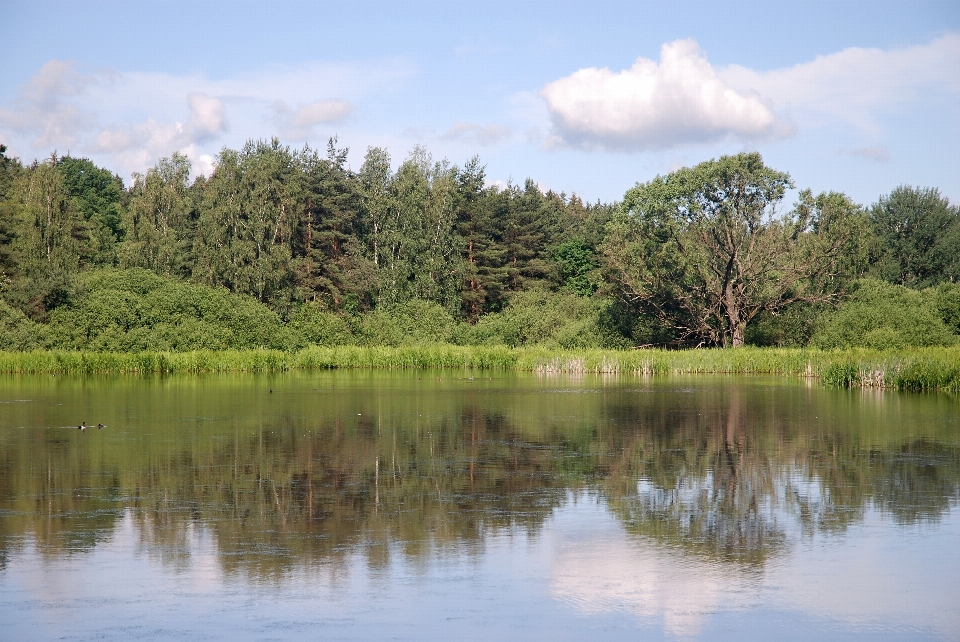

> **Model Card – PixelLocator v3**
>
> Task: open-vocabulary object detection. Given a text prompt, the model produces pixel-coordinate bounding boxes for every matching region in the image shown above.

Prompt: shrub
[745,303,820,347]
[288,301,355,346]
[0,299,49,350]
[811,279,956,349]
[47,268,304,351]
[935,282,960,334]
[459,289,631,349]
[356,299,457,346]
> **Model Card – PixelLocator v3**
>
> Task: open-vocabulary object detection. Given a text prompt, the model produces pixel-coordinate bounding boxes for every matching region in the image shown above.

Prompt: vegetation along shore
[0,139,958,392]
[0,346,958,392]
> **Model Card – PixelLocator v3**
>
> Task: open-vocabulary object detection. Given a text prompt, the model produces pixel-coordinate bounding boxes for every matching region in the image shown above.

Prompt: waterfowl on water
[97,423,105,429]
[78,422,86,431]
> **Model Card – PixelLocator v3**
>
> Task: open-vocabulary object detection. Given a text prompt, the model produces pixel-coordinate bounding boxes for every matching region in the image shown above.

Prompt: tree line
[0,139,958,349]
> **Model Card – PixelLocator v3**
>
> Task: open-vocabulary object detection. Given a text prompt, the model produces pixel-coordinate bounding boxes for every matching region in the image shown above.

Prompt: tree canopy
[604,153,866,347]
[0,140,956,350]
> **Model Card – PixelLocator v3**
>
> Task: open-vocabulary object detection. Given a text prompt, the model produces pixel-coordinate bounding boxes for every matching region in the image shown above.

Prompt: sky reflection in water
[0,372,957,641]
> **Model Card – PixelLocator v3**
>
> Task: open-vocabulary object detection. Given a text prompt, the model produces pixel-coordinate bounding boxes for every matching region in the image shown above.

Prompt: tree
[361,146,463,311]
[5,157,88,319]
[194,139,302,310]
[294,139,376,309]
[58,156,125,266]
[604,153,864,347]
[120,152,195,277]
[0,145,24,281]
[870,186,960,287]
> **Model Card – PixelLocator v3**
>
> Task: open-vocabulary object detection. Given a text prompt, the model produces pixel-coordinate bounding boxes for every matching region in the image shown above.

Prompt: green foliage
[812,279,956,349]
[120,152,195,278]
[0,299,48,350]
[461,289,631,349]
[934,282,960,334]
[58,156,125,265]
[2,140,958,368]
[288,301,354,346]
[361,147,464,311]
[4,159,87,320]
[356,298,458,346]
[194,140,304,310]
[745,303,821,347]
[551,238,599,296]
[870,186,960,287]
[294,138,376,309]
[46,269,302,351]
[608,156,870,348]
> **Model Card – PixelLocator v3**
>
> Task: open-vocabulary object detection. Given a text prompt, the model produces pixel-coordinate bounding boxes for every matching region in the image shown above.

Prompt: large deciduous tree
[604,153,864,347]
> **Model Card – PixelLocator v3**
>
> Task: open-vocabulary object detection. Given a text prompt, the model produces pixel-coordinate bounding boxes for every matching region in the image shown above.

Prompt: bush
[811,279,956,349]
[935,282,960,334]
[0,299,49,350]
[356,299,458,346]
[746,303,820,347]
[459,289,632,349]
[47,269,304,351]
[288,301,355,346]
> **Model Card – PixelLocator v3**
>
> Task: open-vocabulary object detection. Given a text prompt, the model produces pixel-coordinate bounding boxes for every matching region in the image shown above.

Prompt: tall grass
[0,345,957,392]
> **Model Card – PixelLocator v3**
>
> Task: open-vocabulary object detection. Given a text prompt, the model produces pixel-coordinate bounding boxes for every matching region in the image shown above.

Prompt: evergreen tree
[295,139,376,309]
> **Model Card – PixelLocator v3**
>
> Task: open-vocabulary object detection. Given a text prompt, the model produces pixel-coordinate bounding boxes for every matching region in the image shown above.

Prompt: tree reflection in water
[0,373,957,580]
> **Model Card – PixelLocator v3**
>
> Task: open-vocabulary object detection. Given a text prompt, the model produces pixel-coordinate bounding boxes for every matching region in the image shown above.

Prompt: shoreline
[0,346,957,392]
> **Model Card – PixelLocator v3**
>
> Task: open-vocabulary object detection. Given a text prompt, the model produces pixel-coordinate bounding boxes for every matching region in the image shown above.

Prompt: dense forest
[0,138,958,352]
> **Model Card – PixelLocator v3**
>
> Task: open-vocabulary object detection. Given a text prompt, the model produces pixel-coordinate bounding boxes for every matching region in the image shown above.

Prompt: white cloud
[273,98,353,139]
[188,93,228,140]
[291,99,352,127]
[540,39,779,152]
[0,57,413,180]
[539,34,960,153]
[440,122,511,146]
[720,34,960,129]
[0,60,100,149]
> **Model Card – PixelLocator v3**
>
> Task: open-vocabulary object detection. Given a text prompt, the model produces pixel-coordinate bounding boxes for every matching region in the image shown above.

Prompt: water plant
[0,346,957,392]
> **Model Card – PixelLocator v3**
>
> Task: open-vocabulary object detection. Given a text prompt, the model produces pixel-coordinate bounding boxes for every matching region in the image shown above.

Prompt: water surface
[0,372,958,640]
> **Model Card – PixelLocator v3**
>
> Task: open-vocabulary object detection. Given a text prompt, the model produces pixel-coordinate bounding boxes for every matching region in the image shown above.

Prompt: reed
[0,345,957,392]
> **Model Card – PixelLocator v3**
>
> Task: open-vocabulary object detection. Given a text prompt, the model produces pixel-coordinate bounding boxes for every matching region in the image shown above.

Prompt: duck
[78,422,86,431]
[97,423,105,430]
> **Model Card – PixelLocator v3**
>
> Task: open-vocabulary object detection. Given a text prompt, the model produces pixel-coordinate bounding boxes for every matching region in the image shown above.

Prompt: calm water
[0,371,958,641]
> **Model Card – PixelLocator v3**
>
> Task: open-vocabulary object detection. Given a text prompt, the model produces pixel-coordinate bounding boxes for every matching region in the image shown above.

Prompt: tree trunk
[731,322,746,347]
[725,284,745,347]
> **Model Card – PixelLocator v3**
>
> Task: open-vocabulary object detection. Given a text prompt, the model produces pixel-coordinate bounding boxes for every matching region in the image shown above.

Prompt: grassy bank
[0,345,958,392]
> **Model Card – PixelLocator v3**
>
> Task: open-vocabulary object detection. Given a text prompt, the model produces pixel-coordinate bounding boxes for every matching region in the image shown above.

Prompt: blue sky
[2,1,958,206]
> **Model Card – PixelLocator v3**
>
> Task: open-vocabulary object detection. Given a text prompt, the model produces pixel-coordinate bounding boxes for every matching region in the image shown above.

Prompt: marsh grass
[0,345,957,391]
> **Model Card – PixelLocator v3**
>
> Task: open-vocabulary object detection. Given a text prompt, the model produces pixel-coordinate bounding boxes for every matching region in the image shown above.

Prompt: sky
[2,1,959,206]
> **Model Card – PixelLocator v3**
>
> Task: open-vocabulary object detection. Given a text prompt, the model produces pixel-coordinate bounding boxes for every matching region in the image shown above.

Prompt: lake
[0,371,958,641]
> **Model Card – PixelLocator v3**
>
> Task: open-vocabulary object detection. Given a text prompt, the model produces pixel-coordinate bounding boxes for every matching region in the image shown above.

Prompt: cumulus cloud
[539,34,960,152]
[440,122,511,146]
[540,39,779,151]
